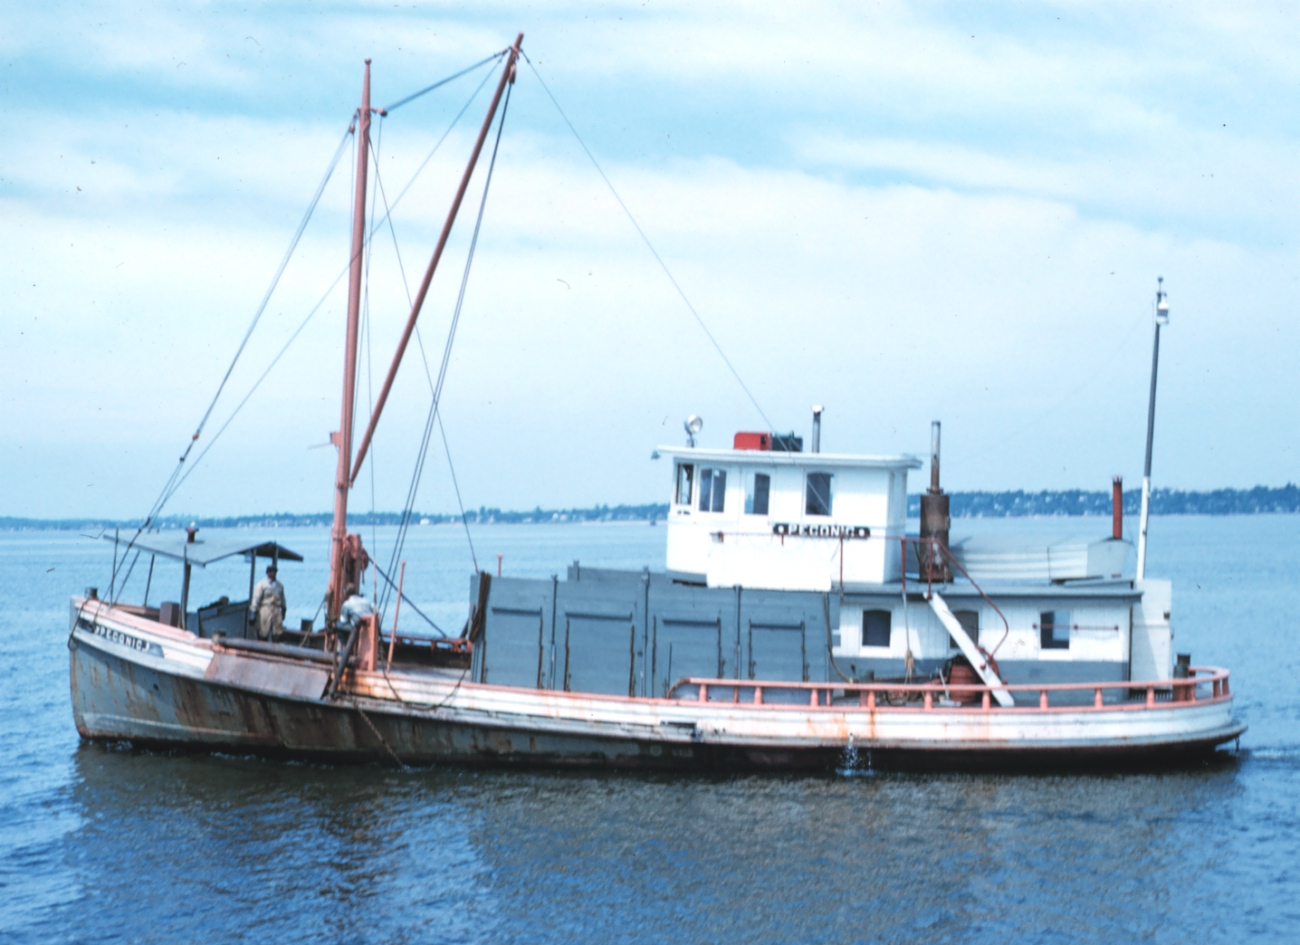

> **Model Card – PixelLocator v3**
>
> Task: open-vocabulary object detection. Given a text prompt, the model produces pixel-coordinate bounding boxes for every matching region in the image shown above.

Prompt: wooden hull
[68,600,1246,772]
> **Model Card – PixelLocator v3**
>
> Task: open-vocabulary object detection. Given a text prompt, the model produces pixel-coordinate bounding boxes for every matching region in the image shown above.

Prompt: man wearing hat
[250,564,287,642]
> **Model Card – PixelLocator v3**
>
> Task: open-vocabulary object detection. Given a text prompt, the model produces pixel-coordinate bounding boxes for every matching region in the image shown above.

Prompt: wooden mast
[327,59,373,625]
[348,33,524,488]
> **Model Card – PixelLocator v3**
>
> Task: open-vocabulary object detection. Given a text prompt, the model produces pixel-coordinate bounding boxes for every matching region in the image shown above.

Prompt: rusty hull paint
[205,652,330,699]
[70,633,1241,772]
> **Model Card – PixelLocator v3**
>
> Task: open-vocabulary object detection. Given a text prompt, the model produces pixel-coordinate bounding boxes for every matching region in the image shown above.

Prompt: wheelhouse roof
[654,446,922,470]
[103,534,305,567]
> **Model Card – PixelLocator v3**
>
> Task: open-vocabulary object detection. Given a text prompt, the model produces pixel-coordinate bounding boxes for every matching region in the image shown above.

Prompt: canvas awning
[104,534,305,567]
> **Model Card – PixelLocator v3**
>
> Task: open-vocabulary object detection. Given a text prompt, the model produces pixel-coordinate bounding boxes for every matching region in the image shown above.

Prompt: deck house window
[745,472,771,515]
[805,472,833,516]
[698,468,727,513]
[862,609,891,648]
[1040,610,1070,650]
[675,464,694,506]
[953,610,979,647]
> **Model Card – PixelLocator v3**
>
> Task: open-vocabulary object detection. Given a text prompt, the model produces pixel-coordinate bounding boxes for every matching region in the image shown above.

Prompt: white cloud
[4,1,1299,519]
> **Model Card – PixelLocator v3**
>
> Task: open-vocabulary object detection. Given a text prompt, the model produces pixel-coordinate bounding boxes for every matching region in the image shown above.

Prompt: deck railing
[666,666,1231,712]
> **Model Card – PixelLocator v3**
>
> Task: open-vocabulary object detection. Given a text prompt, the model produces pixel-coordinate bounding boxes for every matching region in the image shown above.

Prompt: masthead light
[1155,276,1170,325]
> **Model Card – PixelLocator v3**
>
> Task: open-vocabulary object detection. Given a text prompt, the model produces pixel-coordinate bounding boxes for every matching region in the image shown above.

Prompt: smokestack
[919,420,950,582]
[929,421,941,494]
[1112,476,1123,540]
[811,405,823,453]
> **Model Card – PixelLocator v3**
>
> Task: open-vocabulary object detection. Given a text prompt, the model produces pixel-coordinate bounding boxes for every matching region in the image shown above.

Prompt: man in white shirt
[250,565,286,641]
[339,583,376,630]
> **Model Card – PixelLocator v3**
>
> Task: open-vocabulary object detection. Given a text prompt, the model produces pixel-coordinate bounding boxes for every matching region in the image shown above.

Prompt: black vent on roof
[770,433,803,453]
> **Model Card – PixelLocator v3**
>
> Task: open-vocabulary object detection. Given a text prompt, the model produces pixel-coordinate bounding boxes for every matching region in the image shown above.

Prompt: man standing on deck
[250,564,286,642]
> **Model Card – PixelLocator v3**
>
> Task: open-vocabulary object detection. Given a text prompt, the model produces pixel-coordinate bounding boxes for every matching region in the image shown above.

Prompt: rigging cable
[382,51,504,113]
[368,138,480,573]
[379,70,512,619]
[381,64,502,229]
[150,123,353,514]
[371,560,445,635]
[362,117,385,561]
[158,62,500,504]
[521,51,775,432]
[436,413,479,572]
[108,121,353,603]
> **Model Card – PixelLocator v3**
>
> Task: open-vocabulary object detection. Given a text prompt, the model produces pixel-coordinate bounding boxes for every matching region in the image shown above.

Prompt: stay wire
[370,149,479,573]
[152,121,351,515]
[170,273,348,497]
[521,51,775,432]
[384,64,500,228]
[199,122,353,453]
[363,119,384,561]
[437,414,479,572]
[110,120,353,602]
[371,560,445,635]
[114,549,142,600]
[382,51,504,113]
[381,73,512,618]
[156,68,494,507]
[348,126,361,446]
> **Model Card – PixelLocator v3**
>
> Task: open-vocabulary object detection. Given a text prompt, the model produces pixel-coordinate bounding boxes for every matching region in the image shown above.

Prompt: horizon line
[4,484,1298,529]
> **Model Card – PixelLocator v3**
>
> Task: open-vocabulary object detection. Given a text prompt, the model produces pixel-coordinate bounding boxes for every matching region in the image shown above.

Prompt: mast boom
[348,33,524,488]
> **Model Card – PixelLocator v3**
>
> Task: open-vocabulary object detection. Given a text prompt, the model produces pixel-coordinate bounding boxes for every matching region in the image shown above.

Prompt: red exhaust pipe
[1112,476,1123,540]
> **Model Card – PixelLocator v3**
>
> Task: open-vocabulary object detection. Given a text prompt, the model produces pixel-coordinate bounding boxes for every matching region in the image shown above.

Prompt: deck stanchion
[385,560,405,673]
[1039,690,1049,709]
[754,686,762,704]
[1146,686,1155,707]
[1094,688,1103,709]
[924,691,933,710]
[982,690,991,710]
[698,683,708,703]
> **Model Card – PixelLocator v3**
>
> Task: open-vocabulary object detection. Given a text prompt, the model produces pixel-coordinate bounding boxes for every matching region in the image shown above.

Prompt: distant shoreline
[3,485,1296,531]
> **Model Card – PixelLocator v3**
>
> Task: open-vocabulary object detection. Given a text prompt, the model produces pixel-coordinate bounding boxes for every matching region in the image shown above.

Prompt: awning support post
[247,553,257,639]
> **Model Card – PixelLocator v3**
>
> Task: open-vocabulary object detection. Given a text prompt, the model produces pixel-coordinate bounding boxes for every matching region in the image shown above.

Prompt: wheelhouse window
[675,464,694,506]
[698,468,727,513]
[862,610,891,648]
[1040,610,1070,650]
[953,610,980,647]
[805,472,833,516]
[745,472,771,515]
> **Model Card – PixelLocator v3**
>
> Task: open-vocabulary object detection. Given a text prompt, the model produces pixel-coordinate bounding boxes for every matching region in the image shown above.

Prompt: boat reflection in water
[57,742,1242,940]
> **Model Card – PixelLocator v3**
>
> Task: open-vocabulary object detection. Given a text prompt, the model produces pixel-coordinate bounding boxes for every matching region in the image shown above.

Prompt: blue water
[2,516,1297,943]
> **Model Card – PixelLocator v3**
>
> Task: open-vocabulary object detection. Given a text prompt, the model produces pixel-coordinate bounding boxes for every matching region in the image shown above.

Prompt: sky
[3,1,1298,520]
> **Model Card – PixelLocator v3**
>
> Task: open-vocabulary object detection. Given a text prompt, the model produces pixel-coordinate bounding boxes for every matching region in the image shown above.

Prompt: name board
[773,523,871,539]
[83,619,164,657]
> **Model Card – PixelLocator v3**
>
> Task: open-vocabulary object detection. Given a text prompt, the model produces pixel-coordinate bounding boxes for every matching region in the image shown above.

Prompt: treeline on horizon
[4,485,1298,532]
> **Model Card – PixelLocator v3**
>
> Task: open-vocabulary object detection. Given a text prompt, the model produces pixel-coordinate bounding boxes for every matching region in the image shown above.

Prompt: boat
[68,39,1245,770]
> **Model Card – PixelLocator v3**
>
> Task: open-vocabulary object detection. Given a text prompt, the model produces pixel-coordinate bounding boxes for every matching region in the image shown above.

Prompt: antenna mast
[1136,277,1169,580]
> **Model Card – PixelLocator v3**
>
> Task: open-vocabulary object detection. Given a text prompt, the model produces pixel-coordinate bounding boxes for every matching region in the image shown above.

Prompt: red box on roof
[733,432,771,451]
